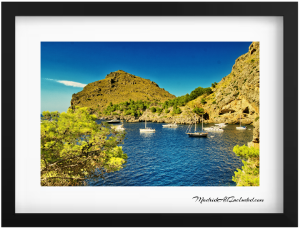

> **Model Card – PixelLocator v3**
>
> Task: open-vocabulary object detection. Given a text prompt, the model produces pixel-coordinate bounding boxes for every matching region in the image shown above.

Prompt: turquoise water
[89,121,253,186]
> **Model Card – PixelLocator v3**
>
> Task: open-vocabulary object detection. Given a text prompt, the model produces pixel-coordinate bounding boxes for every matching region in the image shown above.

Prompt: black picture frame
[1,2,298,227]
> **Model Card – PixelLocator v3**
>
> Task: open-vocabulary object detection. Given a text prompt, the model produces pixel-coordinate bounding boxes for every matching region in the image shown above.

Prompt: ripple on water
[92,121,253,186]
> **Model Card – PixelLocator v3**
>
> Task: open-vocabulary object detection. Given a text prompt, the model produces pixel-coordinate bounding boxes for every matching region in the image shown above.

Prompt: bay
[89,121,253,186]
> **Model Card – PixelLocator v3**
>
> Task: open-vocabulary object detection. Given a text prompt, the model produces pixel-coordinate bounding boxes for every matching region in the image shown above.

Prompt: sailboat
[186,114,208,137]
[140,119,155,132]
[236,114,247,130]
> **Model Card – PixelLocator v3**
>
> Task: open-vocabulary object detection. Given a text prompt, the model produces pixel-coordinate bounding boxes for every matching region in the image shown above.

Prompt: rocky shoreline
[99,113,255,125]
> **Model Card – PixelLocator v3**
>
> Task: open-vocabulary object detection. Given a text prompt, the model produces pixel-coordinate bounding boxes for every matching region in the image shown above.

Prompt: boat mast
[240,114,241,127]
[195,114,196,132]
[202,114,203,131]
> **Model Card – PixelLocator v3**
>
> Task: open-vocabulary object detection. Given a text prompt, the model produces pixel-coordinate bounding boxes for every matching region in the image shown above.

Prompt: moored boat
[186,114,208,137]
[203,126,224,132]
[107,119,120,123]
[215,123,228,128]
[162,122,178,128]
[140,119,155,133]
[236,115,247,130]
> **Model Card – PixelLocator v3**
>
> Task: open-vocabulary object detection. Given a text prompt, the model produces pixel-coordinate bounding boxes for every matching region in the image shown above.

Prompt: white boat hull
[162,124,178,128]
[203,127,224,132]
[107,120,120,123]
[140,128,155,132]
[236,127,247,130]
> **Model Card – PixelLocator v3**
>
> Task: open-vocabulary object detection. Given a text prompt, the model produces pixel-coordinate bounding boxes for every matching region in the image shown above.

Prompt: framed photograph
[2,2,298,227]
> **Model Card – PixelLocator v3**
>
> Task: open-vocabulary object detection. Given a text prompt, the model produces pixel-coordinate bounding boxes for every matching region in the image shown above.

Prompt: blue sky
[41,42,252,113]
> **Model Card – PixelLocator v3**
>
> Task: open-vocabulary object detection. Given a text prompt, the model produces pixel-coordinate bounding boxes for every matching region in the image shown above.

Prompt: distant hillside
[70,70,176,112]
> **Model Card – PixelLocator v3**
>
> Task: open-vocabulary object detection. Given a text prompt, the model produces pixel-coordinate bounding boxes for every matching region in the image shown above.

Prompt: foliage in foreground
[41,107,127,186]
[232,145,259,186]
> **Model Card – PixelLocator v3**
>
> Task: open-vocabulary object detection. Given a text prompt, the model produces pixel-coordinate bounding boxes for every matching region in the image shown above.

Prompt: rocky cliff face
[188,42,259,123]
[187,42,260,146]
[70,70,176,112]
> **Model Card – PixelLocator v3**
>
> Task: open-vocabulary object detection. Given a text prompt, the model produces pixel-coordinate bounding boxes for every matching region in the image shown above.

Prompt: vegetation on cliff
[41,107,127,186]
[232,145,259,186]
[102,99,150,117]
[162,86,212,108]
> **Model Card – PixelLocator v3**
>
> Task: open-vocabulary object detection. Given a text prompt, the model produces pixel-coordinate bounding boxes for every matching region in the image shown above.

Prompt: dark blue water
[89,121,253,186]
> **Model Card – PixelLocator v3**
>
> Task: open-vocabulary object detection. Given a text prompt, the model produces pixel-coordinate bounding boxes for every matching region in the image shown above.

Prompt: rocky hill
[70,70,176,112]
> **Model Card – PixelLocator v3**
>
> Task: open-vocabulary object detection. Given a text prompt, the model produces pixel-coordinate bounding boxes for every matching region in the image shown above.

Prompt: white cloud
[44,78,86,88]
[56,80,87,88]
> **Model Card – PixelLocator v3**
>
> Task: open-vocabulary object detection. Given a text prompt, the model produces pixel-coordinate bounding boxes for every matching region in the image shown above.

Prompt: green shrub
[172,105,182,114]
[255,116,259,121]
[201,98,207,105]
[112,112,118,115]
[193,107,204,115]
[150,107,156,113]
[40,107,127,186]
[124,110,132,116]
[212,100,216,104]
[165,109,170,114]
[156,107,163,114]
[232,145,259,186]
